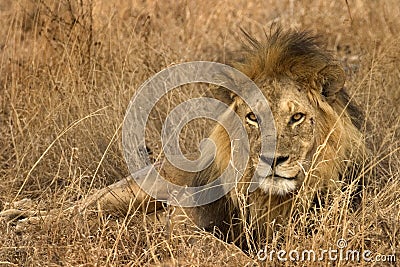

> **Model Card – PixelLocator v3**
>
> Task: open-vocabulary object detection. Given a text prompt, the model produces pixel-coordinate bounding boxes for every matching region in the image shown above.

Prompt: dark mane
[234,28,365,130]
[234,28,332,81]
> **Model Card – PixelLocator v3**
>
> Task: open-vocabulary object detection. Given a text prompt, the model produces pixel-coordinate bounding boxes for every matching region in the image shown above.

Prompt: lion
[1,28,368,248]
[197,28,369,244]
[177,28,368,245]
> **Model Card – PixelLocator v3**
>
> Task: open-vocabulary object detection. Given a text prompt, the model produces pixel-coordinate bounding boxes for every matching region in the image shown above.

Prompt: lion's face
[208,29,366,203]
[235,78,318,196]
[202,29,366,240]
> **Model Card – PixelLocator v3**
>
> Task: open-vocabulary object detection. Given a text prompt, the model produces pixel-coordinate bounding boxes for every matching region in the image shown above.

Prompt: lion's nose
[274,156,290,166]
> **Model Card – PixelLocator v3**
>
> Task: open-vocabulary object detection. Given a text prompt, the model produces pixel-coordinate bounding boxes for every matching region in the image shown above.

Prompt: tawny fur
[1,29,369,248]
[194,28,368,243]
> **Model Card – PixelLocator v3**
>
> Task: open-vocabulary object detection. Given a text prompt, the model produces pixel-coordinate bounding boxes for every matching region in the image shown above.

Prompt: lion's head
[200,29,368,237]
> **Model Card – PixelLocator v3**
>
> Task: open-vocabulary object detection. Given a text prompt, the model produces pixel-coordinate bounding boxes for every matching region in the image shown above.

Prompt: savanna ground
[0,0,399,266]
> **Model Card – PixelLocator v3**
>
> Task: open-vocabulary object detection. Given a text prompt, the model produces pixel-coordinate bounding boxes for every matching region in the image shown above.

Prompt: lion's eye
[246,112,259,127]
[290,113,305,124]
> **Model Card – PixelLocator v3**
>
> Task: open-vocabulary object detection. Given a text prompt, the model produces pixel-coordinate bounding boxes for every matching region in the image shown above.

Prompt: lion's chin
[258,176,297,196]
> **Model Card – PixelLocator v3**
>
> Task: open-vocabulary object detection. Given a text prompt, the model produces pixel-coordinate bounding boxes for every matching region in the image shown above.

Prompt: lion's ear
[208,68,243,105]
[317,64,345,101]
[207,86,236,105]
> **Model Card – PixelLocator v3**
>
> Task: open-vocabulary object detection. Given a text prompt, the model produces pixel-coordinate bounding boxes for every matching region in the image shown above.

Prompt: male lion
[1,28,368,247]
[77,28,368,244]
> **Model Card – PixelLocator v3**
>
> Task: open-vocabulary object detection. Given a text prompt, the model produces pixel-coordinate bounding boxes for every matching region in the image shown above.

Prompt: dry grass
[0,0,399,266]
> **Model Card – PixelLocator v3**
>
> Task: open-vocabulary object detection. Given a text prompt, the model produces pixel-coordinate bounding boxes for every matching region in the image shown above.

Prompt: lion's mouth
[258,174,298,195]
[269,174,297,180]
[257,157,299,195]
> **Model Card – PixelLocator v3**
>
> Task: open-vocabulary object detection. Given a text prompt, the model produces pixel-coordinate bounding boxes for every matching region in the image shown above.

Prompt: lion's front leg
[0,198,44,222]
[1,165,166,228]
[78,173,164,215]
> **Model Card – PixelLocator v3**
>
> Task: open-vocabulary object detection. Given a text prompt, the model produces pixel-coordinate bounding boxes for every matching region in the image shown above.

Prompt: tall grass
[0,0,399,265]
